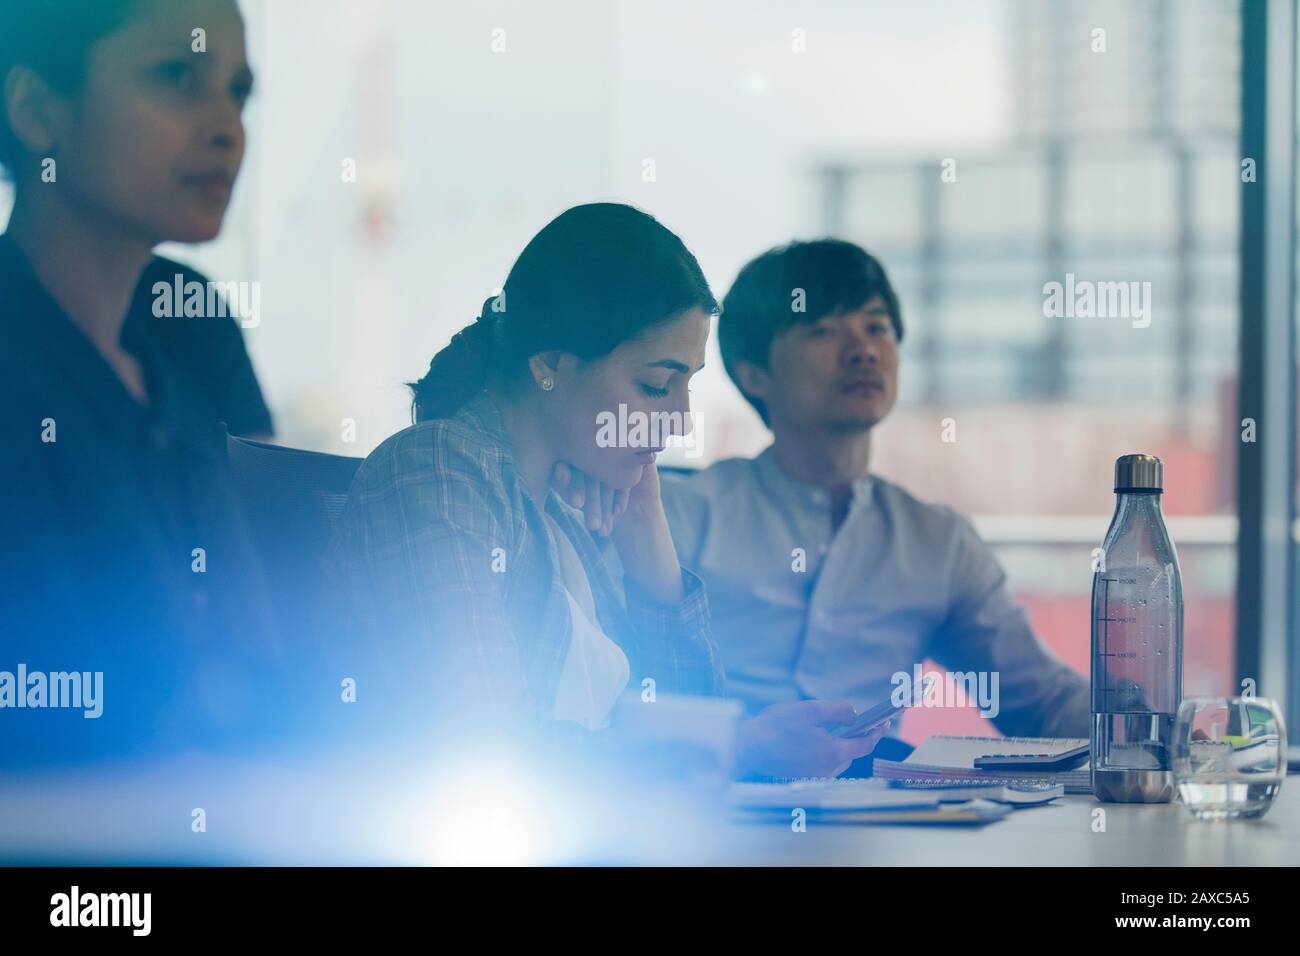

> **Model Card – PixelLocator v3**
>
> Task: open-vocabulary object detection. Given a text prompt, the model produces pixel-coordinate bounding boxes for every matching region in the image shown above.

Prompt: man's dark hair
[718,238,903,425]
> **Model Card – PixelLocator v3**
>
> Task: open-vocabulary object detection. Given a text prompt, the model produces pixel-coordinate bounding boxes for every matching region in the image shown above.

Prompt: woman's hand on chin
[551,459,662,538]
[550,459,683,604]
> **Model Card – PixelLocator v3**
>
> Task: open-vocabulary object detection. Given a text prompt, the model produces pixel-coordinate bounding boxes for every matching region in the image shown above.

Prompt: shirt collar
[460,391,584,526]
[0,231,221,459]
[753,444,874,512]
[460,391,511,445]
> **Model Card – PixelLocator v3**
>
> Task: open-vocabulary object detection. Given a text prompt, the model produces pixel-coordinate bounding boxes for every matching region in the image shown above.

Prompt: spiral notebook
[731,777,1063,811]
[872,736,1093,794]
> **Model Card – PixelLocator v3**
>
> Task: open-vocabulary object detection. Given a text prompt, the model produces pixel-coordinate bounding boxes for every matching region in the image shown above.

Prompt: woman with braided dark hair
[327,202,888,778]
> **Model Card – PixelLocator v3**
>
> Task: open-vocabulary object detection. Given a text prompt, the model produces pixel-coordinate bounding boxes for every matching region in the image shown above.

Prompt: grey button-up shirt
[662,447,1089,737]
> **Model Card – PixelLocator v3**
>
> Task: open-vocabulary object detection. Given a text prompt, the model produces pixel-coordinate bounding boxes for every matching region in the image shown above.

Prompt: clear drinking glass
[1172,696,1286,820]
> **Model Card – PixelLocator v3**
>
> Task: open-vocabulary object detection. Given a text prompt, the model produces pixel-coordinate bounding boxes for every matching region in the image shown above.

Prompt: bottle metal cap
[1115,453,1163,492]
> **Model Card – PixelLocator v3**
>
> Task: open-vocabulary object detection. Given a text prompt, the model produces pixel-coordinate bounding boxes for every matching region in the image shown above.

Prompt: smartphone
[832,675,936,739]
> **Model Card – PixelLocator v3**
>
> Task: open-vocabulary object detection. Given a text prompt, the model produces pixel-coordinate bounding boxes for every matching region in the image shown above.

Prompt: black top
[131,255,274,438]
[0,234,288,770]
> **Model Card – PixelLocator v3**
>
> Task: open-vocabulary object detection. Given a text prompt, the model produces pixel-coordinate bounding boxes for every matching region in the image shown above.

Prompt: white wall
[3,0,1009,461]
[226,0,1009,458]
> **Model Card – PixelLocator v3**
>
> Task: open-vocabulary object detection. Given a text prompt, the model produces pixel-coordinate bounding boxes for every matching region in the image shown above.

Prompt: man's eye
[154,61,196,89]
[231,79,254,106]
[809,326,833,337]
[641,384,670,399]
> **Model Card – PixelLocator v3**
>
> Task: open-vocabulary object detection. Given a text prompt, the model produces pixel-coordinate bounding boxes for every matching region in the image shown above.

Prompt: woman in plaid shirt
[328,204,885,777]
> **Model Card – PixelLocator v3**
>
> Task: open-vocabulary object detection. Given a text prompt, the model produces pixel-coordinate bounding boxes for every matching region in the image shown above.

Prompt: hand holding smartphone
[831,675,936,739]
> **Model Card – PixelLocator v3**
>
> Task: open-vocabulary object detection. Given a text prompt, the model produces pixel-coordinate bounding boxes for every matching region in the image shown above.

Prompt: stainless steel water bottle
[1090,454,1184,803]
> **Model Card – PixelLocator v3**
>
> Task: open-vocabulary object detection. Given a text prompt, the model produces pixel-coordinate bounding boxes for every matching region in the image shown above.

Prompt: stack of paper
[872,736,1092,794]
[732,777,1062,810]
[729,776,1061,826]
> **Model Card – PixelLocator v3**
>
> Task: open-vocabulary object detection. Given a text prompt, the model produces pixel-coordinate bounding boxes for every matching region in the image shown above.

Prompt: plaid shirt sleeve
[329,423,541,727]
[621,567,724,698]
[571,522,723,699]
[329,414,727,735]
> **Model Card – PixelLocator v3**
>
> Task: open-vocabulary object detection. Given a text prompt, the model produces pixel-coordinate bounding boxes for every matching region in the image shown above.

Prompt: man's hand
[735,699,890,779]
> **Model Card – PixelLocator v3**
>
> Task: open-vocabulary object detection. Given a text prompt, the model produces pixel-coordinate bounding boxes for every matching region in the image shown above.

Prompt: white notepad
[731,776,1063,811]
[872,736,1092,794]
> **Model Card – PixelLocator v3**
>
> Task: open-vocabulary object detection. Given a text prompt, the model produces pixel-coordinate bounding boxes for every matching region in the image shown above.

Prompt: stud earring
[540,376,555,392]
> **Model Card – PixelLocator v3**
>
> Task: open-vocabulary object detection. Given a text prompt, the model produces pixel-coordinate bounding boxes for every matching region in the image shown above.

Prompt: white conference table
[2,756,1296,865]
[708,784,1300,866]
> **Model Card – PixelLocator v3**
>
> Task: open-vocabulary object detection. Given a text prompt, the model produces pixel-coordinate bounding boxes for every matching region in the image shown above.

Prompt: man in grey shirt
[662,239,1089,739]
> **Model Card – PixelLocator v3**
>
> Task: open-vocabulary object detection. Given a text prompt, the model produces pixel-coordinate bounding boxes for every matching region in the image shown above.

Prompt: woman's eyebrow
[646,359,704,374]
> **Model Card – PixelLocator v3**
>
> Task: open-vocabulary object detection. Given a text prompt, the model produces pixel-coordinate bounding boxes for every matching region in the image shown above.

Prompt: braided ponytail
[409,298,503,422]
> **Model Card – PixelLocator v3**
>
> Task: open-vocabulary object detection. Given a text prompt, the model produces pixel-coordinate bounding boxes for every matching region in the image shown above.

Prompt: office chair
[224,429,363,560]
[223,428,363,646]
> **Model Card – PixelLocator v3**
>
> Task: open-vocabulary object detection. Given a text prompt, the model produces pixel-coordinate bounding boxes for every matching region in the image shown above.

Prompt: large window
[817,1,1242,738]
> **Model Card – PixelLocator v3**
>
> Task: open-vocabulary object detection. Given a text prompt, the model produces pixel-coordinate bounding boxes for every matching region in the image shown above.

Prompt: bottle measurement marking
[1096,576,1139,698]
